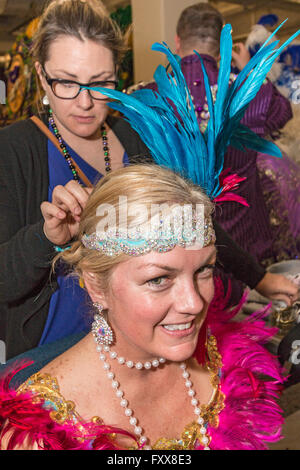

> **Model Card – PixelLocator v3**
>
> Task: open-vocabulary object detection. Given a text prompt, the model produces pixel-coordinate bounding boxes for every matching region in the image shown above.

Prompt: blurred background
[0,0,299,127]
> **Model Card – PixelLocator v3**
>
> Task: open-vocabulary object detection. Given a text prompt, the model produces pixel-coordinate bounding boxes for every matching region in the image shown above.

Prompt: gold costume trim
[17,374,84,427]
[17,335,225,450]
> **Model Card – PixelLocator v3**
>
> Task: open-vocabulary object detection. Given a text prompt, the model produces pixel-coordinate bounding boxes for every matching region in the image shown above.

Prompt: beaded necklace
[96,342,212,450]
[48,109,111,182]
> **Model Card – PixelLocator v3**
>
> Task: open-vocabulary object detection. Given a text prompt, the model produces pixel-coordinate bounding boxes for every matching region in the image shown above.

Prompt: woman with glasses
[0,0,151,359]
[0,0,297,361]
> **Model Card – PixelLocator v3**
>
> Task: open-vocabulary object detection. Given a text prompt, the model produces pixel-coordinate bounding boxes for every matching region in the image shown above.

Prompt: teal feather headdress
[86,21,299,200]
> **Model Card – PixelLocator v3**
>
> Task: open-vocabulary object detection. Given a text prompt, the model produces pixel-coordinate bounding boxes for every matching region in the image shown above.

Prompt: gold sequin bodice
[17,336,225,450]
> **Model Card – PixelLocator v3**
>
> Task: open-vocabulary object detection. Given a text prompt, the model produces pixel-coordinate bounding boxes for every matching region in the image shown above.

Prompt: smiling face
[93,245,216,363]
[36,35,116,140]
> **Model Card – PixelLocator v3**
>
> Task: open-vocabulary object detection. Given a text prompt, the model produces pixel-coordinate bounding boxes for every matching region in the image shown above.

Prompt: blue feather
[214,24,232,136]
[195,52,217,195]
[231,125,282,158]
[228,21,299,117]
[225,41,278,105]
[85,22,298,199]
[218,22,300,165]
[260,18,288,49]
[223,41,279,124]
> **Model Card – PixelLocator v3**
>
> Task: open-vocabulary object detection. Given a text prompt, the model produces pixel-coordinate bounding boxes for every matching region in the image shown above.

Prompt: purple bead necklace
[48,109,111,182]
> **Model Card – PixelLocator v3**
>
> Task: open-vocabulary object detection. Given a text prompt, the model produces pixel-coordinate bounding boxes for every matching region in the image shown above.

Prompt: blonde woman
[0,165,284,450]
[0,0,297,361]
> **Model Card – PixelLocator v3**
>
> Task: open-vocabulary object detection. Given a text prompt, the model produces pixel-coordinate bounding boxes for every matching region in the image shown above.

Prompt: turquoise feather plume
[86,22,299,199]
[214,23,233,137]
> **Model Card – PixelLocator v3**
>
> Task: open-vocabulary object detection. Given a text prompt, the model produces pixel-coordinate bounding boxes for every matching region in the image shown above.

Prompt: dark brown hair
[31,0,126,66]
[177,3,224,54]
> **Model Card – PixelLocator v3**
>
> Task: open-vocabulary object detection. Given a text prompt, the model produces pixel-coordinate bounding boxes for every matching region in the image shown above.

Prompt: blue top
[39,129,129,346]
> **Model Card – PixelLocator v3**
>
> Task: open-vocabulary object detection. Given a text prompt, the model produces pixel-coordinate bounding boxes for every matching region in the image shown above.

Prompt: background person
[0,0,297,362]
[244,14,300,261]
[174,3,297,267]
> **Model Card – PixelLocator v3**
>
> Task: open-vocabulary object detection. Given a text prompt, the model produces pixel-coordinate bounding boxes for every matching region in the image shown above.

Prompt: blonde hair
[57,164,214,293]
[31,0,126,66]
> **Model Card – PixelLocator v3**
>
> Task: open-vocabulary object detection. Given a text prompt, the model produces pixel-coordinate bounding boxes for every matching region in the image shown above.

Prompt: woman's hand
[232,42,251,70]
[255,272,299,307]
[41,181,93,246]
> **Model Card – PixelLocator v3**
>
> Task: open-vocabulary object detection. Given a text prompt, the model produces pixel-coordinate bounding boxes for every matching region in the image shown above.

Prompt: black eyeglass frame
[42,66,119,100]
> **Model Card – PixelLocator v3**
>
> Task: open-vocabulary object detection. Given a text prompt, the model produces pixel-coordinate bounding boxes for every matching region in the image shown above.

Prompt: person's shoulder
[33,334,98,420]
[1,331,86,388]
[0,115,48,171]
[0,117,34,137]
[37,333,91,389]
[0,115,47,144]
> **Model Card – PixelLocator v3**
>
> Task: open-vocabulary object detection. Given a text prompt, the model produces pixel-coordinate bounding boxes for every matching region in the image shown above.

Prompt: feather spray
[85,22,299,200]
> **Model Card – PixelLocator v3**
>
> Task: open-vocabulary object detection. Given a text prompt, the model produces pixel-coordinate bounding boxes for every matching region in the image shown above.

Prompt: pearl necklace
[95,343,211,450]
[97,343,166,370]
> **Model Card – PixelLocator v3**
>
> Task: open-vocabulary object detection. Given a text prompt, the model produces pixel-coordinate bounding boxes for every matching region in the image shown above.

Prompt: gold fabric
[258,162,300,267]
[17,335,225,450]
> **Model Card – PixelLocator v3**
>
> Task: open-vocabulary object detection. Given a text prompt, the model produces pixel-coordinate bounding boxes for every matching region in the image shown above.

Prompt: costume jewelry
[1,21,298,453]
[92,302,114,346]
[49,110,112,183]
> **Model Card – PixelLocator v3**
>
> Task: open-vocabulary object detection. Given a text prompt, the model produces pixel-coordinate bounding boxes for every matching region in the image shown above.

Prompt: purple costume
[181,54,294,265]
[257,150,300,263]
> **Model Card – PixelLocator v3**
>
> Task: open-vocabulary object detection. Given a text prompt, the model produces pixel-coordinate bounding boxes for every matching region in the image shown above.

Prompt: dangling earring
[42,95,49,106]
[92,302,114,346]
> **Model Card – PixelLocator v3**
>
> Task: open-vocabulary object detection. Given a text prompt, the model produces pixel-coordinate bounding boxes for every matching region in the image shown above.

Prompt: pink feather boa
[0,279,285,450]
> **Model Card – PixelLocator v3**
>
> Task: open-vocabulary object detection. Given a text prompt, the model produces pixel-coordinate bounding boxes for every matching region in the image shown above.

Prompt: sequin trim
[17,335,225,450]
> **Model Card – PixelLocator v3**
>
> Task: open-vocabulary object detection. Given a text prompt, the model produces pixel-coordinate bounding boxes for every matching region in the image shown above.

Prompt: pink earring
[92,302,114,346]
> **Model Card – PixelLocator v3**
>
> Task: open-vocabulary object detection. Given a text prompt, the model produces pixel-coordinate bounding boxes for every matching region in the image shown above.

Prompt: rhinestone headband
[81,210,215,257]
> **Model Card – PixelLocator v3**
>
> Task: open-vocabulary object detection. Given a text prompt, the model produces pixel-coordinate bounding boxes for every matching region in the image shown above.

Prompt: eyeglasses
[42,67,118,100]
